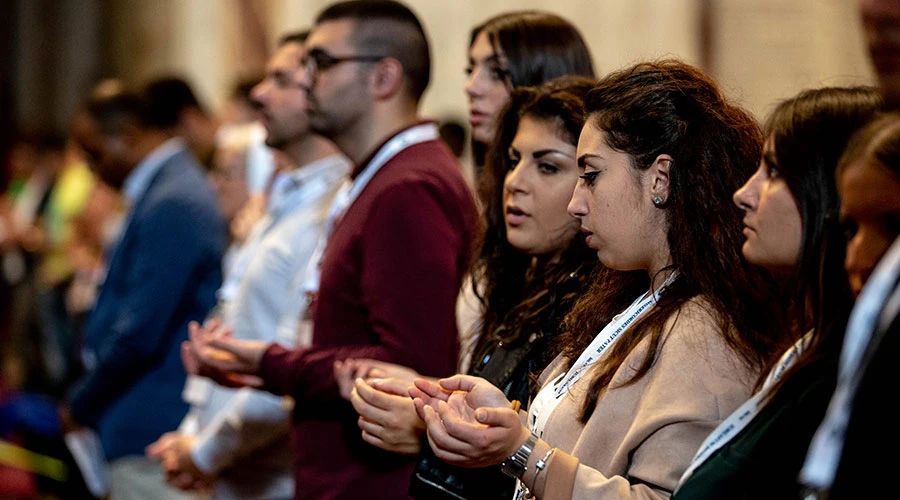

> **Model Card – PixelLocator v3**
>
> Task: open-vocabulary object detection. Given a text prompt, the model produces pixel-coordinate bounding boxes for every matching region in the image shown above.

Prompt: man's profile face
[861,0,900,105]
[300,19,372,140]
[251,41,309,149]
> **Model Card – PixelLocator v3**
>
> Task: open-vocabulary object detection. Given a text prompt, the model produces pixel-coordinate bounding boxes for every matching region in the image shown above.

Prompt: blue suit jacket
[70,149,226,461]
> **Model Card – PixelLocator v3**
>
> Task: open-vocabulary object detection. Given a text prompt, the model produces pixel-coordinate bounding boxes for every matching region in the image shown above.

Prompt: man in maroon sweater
[184,1,478,499]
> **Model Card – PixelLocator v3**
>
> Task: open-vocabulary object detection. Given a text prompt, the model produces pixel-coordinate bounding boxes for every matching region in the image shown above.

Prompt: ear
[648,154,672,203]
[370,58,404,100]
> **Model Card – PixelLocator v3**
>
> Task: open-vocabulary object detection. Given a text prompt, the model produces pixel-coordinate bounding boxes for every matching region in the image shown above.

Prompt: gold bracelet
[510,400,521,412]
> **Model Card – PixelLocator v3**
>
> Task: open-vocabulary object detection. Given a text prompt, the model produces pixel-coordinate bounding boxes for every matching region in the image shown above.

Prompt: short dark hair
[279,30,310,47]
[142,76,207,129]
[84,88,151,135]
[315,0,430,100]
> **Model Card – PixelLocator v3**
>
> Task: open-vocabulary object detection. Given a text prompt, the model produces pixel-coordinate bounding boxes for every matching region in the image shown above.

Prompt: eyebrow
[577,153,603,168]
[533,149,575,160]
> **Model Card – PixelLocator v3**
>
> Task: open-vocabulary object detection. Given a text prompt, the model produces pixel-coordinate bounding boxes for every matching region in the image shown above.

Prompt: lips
[741,220,755,236]
[505,205,529,226]
[469,110,488,126]
[580,227,594,246]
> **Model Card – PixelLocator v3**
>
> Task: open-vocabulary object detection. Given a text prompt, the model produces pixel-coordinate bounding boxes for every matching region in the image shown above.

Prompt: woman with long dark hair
[413,60,780,500]
[672,86,882,499]
[335,76,600,500]
[465,11,595,185]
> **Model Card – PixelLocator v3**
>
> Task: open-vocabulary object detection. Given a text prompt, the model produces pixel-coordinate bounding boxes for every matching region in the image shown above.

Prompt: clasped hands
[411,374,531,469]
[146,432,213,492]
[333,360,531,468]
[333,358,426,455]
[180,318,269,388]
[143,319,274,491]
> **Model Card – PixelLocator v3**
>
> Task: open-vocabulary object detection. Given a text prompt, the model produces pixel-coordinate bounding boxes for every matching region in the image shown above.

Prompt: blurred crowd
[1,1,899,500]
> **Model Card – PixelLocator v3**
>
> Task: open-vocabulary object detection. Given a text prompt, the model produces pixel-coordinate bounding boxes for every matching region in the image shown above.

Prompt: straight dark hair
[470,11,595,169]
[760,87,882,397]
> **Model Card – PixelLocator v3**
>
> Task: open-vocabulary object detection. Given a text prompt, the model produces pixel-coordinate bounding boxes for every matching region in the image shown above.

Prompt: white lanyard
[298,123,440,305]
[527,271,679,438]
[800,235,900,491]
[674,330,812,492]
[513,272,677,500]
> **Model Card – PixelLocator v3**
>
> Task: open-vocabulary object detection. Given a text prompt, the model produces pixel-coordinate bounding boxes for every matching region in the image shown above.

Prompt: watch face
[501,433,537,478]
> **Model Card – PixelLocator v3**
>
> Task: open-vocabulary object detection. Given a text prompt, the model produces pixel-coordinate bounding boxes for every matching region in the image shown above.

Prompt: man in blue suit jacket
[68,86,227,499]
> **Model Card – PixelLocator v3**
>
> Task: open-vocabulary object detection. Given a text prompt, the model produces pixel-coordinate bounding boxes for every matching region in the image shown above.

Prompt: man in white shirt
[146,31,350,500]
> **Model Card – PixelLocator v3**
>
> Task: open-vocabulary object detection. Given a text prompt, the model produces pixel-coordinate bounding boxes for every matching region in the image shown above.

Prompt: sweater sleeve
[258,179,467,404]
[524,302,755,500]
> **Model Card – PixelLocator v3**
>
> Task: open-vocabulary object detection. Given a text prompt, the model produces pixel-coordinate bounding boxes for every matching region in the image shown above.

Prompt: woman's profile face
[732,140,803,272]
[840,158,900,296]
[465,31,513,146]
[567,125,664,272]
[503,116,581,257]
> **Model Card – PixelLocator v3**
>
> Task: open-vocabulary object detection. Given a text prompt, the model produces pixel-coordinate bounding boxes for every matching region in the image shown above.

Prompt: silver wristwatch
[500,432,538,478]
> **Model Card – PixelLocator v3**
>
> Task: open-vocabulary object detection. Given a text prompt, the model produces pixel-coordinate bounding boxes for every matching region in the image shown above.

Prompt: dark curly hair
[558,60,782,422]
[468,76,599,391]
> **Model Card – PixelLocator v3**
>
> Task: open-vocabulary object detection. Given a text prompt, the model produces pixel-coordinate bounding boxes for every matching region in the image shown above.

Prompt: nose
[465,68,483,100]
[250,80,268,108]
[568,183,588,219]
[297,63,314,93]
[845,232,878,294]
[504,161,528,195]
[734,168,761,212]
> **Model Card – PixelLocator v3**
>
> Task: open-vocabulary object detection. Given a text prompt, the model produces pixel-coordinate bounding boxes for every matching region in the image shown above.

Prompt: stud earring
[652,195,664,206]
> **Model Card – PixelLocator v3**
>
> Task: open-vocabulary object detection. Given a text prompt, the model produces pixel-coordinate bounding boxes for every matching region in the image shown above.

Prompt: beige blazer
[518,298,757,500]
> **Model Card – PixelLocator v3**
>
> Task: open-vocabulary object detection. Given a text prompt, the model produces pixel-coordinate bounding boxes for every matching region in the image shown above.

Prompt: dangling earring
[652,195,664,206]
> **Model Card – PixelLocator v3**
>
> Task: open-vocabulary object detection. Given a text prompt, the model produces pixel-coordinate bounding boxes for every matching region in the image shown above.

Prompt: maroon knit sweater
[258,127,478,500]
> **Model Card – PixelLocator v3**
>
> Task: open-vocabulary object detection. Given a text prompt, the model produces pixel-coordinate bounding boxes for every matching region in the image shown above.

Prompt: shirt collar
[267,153,351,215]
[122,137,187,205]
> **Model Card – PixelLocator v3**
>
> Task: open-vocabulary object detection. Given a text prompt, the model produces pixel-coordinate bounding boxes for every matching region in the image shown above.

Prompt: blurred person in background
[143,76,221,170]
[30,135,96,399]
[66,83,226,500]
[215,74,275,249]
[1,130,67,396]
[146,31,349,500]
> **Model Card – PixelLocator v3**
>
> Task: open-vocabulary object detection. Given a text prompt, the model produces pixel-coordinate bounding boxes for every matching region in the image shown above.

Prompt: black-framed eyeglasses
[302,48,384,77]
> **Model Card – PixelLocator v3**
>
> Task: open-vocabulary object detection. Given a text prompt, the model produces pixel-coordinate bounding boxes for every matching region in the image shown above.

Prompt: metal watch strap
[500,432,538,478]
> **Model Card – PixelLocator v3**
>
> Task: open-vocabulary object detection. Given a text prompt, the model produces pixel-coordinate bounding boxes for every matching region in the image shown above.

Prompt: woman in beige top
[412,60,783,500]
